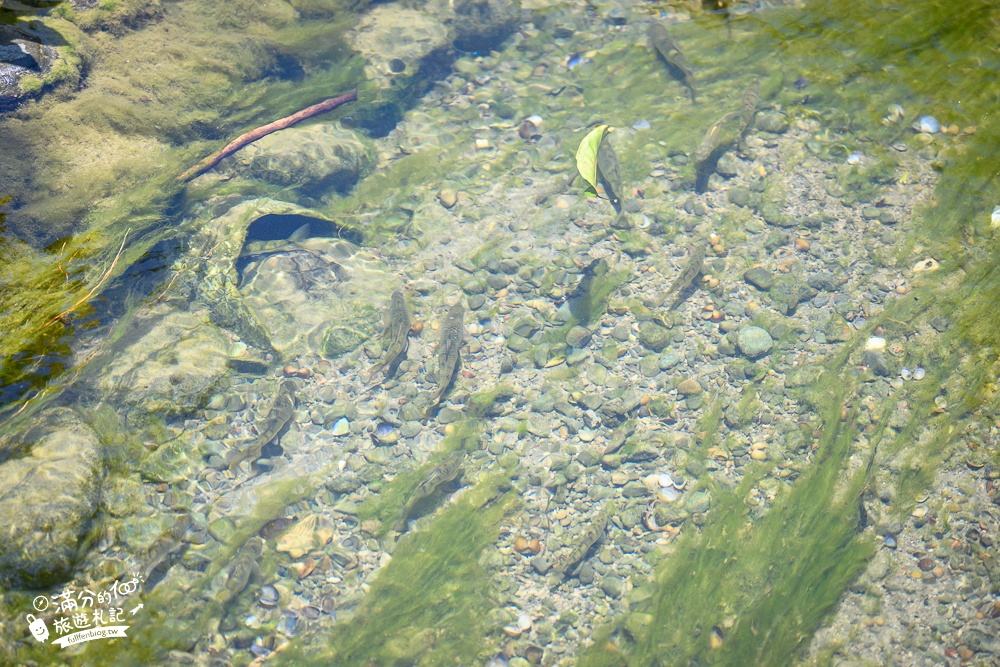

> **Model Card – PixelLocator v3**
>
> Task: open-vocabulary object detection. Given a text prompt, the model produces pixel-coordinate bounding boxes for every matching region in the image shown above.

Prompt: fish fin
[288,223,311,244]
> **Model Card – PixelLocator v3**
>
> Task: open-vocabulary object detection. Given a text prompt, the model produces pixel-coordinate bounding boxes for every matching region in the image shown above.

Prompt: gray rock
[636,322,671,352]
[506,334,531,352]
[863,350,891,377]
[716,153,740,177]
[578,562,595,585]
[743,267,774,291]
[611,323,631,342]
[565,325,593,348]
[639,355,661,377]
[600,575,626,599]
[530,555,552,575]
[452,0,521,52]
[219,124,375,193]
[735,326,774,359]
[756,112,789,134]
[0,409,101,588]
[685,490,711,514]
[659,351,681,369]
[823,315,853,343]
[100,310,232,416]
[727,186,751,207]
[807,272,840,292]
[325,473,362,494]
[717,334,737,356]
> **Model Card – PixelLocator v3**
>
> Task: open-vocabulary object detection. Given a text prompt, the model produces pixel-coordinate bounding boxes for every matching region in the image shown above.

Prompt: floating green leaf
[576,124,612,192]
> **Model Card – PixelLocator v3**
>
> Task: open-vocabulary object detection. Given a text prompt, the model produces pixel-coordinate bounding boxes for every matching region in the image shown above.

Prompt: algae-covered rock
[452,0,521,52]
[0,408,101,588]
[100,309,234,415]
[347,6,450,130]
[289,0,371,19]
[0,19,85,109]
[190,198,366,355]
[218,123,375,194]
[637,322,671,352]
[240,236,393,357]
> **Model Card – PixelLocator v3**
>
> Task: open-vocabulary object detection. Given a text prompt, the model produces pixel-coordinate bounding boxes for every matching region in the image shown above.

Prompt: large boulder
[347,6,451,132]
[452,0,521,52]
[239,234,397,358]
[0,19,85,110]
[99,308,234,416]
[218,123,375,195]
[0,408,101,588]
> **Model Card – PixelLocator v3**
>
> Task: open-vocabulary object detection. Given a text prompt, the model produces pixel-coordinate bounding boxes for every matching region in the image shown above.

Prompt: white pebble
[658,473,674,488]
[912,367,925,381]
[991,206,1000,229]
[916,115,939,133]
[517,613,532,631]
[659,486,680,503]
[846,152,863,165]
[865,336,886,352]
[900,367,912,380]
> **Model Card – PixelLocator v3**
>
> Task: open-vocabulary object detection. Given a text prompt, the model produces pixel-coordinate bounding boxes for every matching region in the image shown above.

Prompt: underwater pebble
[991,206,1000,229]
[632,120,651,130]
[331,418,349,436]
[882,104,904,124]
[900,368,912,380]
[865,336,886,352]
[846,152,863,165]
[912,367,925,380]
[659,486,680,502]
[438,189,458,208]
[915,115,939,133]
[912,258,940,273]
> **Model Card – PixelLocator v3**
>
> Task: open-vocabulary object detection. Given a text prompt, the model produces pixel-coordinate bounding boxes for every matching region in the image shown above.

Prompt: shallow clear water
[1,1,999,666]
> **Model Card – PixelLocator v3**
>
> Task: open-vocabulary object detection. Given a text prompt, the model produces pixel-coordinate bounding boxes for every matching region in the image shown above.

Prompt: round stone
[736,326,774,359]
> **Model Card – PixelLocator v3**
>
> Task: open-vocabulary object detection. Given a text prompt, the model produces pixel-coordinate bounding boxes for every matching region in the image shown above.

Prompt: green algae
[277,472,517,666]
[573,2,1000,662]
[356,385,513,535]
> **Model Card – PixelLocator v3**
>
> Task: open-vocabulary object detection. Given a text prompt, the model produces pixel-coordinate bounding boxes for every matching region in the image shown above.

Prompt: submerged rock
[735,326,774,359]
[0,409,101,588]
[218,123,375,194]
[100,308,233,416]
[0,20,83,110]
[452,0,521,52]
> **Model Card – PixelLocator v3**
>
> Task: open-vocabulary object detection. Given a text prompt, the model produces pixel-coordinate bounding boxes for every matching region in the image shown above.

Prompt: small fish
[221,380,296,474]
[552,508,610,577]
[693,110,739,165]
[369,289,412,381]
[736,78,760,153]
[652,246,706,309]
[394,450,466,532]
[426,302,465,413]
[218,537,264,605]
[143,514,192,581]
[648,23,697,104]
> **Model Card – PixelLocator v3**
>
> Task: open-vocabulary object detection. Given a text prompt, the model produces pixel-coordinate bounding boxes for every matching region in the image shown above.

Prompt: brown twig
[177,90,359,182]
[40,228,130,330]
